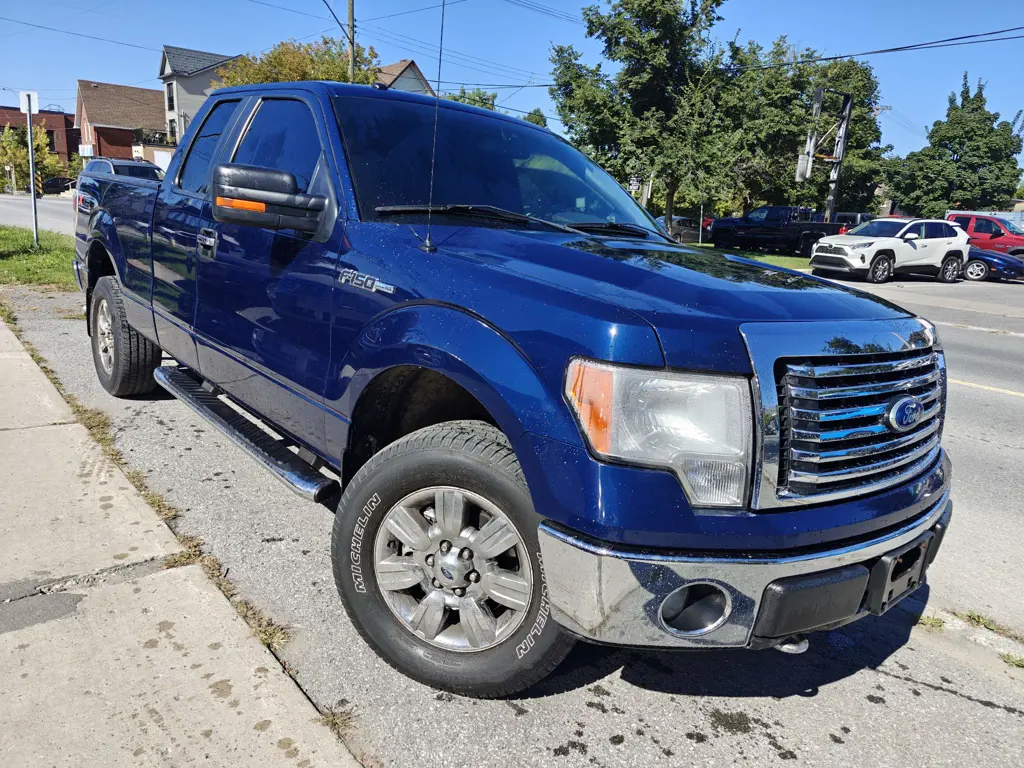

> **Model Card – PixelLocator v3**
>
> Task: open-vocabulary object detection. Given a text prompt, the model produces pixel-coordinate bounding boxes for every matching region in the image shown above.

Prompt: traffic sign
[628,176,641,192]
[19,91,39,115]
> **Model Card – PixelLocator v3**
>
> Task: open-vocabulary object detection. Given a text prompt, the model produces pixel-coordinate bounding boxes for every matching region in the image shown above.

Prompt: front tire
[963,259,988,282]
[90,276,161,396]
[867,254,893,284]
[938,256,961,283]
[331,420,575,698]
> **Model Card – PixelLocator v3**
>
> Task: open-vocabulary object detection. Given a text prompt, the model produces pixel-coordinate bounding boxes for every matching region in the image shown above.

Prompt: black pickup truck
[711,206,874,256]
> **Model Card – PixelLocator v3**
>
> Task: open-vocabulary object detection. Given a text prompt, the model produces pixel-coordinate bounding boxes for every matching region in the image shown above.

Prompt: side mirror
[991,228,1005,238]
[211,163,326,234]
[903,232,919,241]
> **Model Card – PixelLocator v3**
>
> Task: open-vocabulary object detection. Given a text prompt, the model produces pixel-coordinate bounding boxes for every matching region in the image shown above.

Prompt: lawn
[0,225,78,290]
[690,242,811,271]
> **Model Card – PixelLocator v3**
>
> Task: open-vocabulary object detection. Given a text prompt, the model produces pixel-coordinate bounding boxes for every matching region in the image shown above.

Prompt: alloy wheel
[95,298,114,375]
[965,261,987,281]
[373,486,533,652]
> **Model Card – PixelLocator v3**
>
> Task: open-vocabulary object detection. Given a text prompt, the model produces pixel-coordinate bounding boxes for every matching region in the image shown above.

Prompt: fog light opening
[659,582,731,636]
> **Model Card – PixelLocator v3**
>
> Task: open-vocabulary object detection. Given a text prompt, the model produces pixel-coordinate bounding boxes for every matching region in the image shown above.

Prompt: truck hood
[438,229,912,372]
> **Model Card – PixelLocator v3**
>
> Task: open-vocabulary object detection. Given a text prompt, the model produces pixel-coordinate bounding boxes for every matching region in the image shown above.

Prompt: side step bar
[154,366,339,504]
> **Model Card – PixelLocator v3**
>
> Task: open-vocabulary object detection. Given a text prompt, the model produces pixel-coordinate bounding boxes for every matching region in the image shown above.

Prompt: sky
[1,0,1022,159]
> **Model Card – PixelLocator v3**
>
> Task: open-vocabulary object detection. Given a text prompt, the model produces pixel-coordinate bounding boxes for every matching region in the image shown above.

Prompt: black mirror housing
[211,163,327,234]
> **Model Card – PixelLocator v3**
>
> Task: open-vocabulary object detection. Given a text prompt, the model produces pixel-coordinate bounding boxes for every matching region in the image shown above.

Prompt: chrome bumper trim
[538,489,950,648]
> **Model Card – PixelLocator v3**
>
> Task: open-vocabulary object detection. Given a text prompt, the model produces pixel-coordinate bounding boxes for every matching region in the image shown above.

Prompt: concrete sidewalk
[0,320,359,767]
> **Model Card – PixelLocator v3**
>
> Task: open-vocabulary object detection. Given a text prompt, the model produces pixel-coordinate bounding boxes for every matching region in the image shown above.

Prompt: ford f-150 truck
[73,82,952,698]
[712,205,874,256]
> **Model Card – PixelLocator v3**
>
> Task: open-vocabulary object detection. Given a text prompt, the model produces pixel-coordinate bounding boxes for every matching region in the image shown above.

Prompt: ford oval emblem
[440,567,454,580]
[886,396,924,433]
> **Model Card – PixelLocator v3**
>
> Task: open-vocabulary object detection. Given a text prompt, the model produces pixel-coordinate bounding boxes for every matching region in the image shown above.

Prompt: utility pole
[824,94,853,224]
[348,0,356,83]
[20,91,40,248]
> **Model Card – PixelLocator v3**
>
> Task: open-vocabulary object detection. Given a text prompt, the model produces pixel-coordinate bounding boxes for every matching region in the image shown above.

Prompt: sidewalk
[0,320,359,767]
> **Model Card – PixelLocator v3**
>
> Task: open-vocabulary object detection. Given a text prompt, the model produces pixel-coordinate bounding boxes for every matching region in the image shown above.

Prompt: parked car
[947,213,1024,258]
[73,82,952,697]
[42,176,75,194]
[961,246,1024,282]
[82,158,164,181]
[655,215,703,242]
[810,217,969,283]
[711,205,873,256]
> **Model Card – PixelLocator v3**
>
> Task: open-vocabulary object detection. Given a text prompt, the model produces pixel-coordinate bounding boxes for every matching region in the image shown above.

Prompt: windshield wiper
[374,204,583,235]
[568,221,655,239]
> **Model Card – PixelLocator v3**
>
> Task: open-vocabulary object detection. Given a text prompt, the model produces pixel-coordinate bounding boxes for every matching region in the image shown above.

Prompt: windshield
[332,95,659,233]
[995,217,1024,235]
[114,165,164,181]
[847,219,907,238]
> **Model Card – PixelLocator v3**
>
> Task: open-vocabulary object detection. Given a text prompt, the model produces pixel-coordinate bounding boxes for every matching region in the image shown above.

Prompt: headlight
[565,358,752,507]
[849,241,875,250]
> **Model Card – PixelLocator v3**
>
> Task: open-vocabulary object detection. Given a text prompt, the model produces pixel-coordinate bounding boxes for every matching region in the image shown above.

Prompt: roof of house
[75,81,166,131]
[377,59,435,96]
[161,45,237,77]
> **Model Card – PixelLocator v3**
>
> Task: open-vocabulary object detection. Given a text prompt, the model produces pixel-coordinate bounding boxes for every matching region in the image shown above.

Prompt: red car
[947,213,1024,258]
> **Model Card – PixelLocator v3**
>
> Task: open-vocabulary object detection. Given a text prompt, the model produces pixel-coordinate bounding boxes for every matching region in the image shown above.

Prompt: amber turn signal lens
[565,358,614,454]
[215,196,265,213]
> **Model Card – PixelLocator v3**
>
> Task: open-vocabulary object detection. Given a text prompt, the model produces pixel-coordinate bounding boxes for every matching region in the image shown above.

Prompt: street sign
[19,91,40,115]
[628,176,641,192]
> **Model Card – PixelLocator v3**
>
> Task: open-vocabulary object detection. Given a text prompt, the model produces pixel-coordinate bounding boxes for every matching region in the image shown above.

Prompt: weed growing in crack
[916,616,945,630]
[234,599,293,652]
[1001,653,1024,669]
[319,704,357,741]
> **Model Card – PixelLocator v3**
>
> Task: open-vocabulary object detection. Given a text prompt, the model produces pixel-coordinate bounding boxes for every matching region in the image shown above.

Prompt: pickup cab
[711,205,873,256]
[73,82,952,698]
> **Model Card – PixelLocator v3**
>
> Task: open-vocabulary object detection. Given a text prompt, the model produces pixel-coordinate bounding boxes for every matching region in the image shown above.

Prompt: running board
[153,366,339,504]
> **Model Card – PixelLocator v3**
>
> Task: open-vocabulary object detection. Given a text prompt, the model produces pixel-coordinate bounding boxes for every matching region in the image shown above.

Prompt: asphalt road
[0,194,73,236]
[2,274,1022,768]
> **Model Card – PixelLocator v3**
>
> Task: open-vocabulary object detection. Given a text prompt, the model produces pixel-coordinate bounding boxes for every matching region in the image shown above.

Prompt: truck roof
[210,80,553,133]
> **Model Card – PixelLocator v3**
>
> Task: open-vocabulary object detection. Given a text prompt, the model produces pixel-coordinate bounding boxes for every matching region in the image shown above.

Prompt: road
[1,271,1022,768]
[0,194,73,236]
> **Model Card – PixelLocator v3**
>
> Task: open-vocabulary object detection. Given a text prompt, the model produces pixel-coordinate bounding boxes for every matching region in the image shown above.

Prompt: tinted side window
[924,222,946,239]
[952,216,971,229]
[902,222,925,239]
[232,99,321,192]
[973,218,997,235]
[84,161,100,173]
[178,100,239,193]
[747,207,768,222]
[941,223,957,238]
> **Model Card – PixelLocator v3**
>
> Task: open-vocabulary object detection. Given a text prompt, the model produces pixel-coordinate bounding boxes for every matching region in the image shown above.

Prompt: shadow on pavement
[523,586,928,701]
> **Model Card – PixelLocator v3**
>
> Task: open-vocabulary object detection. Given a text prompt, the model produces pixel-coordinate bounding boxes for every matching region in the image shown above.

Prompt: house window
[168,119,177,143]
[45,130,56,152]
[166,82,175,111]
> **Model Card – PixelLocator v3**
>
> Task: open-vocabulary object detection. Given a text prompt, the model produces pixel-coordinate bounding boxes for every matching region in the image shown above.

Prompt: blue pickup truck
[73,81,952,697]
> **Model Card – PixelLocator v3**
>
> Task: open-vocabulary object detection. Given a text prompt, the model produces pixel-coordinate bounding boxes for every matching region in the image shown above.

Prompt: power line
[496,0,582,25]
[0,15,162,51]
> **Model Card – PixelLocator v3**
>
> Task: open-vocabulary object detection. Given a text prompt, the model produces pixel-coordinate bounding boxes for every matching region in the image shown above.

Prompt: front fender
[324,302,584,460]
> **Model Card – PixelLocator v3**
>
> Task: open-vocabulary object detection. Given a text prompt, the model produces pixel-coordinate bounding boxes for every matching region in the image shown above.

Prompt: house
[0,105,79,165]
[159,45,238,143]
[75,81,166,161]
[377,59,434,96]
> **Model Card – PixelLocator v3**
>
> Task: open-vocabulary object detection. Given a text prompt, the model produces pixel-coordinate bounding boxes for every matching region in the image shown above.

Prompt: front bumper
[809,253,866,274]
[538,489,951,649]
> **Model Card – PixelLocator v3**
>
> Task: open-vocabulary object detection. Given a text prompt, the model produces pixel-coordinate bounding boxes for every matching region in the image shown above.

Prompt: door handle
[197,228,218,259]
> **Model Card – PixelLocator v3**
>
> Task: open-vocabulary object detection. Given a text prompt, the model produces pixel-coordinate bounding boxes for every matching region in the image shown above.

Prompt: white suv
[810,218,969,283]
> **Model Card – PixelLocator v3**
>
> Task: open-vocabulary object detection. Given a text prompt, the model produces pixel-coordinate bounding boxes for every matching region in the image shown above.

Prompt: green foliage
[444,87,498,110]
[0,124,67,191]
[0,226,78,288]
[886,74,1023,218]
[550,1,888,219]
[214,36,381,87]
[1016,181,1024,199]
[522,108,548,128]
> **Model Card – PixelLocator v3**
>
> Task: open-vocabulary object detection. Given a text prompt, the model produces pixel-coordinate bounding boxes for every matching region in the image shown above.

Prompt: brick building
[0,105,79,165]
[75,80,165,160]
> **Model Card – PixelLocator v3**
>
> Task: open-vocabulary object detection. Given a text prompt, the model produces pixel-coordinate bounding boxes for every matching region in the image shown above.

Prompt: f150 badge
[339,269,395,295]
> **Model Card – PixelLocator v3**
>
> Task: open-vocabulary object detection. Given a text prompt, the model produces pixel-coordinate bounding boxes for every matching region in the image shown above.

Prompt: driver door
[896,222,927,271]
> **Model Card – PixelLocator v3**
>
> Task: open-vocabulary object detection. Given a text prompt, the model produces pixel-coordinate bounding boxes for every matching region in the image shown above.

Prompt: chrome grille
[776,347,944,500]
[815,243,847,256]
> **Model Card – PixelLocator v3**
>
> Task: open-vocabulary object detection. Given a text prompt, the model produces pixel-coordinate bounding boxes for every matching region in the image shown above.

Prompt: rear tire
[866,254,893,284]
[90,276,161,396]
[331,420,575,698]
[938,256,961,283]
[963,259,989,282]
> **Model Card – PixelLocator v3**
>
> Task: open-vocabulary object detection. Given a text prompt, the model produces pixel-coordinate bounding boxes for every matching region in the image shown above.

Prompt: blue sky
[1,0,1021,158]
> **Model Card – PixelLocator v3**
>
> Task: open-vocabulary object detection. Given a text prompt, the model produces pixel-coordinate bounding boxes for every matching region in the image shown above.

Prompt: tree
[1016,180,1024,199]
[551,0,726,223]
[214,36,381,87]
[444,87,498,110]
[522,108,548,128]
[0,124,65,191]
[886,74,1023,217]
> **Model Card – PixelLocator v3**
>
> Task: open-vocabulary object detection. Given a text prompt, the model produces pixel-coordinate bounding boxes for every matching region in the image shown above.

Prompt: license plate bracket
[866,531,934,615]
